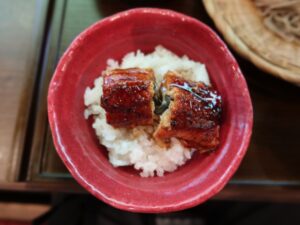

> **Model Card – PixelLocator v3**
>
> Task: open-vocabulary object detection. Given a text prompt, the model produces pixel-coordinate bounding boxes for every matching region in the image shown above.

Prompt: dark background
[0,0,300,224]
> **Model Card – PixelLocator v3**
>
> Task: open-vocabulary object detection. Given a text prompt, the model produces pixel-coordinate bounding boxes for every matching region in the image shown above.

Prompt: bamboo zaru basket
[203,0,300,85]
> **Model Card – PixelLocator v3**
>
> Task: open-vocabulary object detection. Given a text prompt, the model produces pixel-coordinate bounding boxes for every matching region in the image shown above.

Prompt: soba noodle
[254,0,300,44]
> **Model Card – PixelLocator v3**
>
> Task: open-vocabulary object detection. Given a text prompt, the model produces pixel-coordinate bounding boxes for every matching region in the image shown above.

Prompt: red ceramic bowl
[48,8,253,213]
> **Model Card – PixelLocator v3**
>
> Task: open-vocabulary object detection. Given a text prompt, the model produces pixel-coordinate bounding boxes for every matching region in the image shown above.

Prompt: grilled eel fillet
[101,68,155,128]
[154,71,222,152]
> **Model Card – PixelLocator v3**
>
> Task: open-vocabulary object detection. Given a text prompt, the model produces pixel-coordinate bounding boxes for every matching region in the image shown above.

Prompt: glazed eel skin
[101,68,155,128]
[154,71,222,152]
[101,68,222,152]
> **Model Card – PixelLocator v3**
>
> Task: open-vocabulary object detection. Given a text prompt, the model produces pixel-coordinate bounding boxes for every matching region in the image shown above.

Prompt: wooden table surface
[1,0,300,202]
[0,0,48,181]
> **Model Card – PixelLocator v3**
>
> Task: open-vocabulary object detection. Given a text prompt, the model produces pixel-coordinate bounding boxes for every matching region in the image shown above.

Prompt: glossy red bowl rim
[48,8,253,213]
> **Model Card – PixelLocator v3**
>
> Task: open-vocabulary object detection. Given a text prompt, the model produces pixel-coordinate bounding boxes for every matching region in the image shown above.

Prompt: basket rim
[203,0,300,86]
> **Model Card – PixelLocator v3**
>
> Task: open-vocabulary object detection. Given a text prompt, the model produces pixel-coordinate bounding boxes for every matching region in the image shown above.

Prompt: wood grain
[26,0,68,181]
[0,0,48,181]
[0,203,49,222]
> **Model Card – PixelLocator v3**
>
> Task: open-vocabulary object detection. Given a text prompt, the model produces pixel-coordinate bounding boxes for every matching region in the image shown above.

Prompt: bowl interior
[49,8,252,212]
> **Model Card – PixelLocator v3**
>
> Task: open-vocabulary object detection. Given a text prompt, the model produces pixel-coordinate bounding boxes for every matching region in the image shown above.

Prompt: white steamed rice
[84,45,210,177]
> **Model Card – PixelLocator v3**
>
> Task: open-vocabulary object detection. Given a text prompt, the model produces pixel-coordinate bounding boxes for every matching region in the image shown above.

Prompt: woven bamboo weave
[204,0,300,85]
